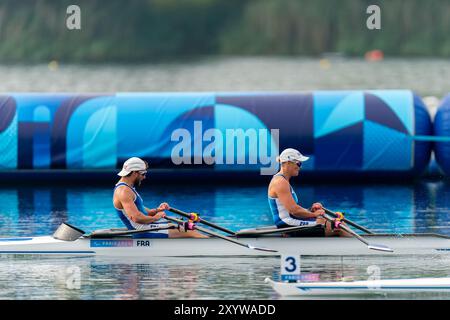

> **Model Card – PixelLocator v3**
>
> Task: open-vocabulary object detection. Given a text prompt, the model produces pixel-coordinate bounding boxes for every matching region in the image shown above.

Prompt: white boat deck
[265,277,450,296]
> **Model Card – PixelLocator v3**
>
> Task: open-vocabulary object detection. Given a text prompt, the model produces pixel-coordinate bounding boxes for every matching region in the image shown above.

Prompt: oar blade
[368,243,394,252]
[247,245,278,253]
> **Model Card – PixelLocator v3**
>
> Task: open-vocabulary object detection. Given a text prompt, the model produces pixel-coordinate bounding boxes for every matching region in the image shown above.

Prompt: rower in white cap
[268,148,349,237]
[113,157,207,239]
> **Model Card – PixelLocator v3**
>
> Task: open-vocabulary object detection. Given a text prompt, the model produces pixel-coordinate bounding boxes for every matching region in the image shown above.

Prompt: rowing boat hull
[0,233,450,257]
[265,277,450,296]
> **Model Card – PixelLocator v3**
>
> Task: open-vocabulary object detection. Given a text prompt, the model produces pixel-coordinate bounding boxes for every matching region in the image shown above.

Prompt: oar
[322,214,393,253]
[323,207,373,234]
[169,207,236,235]
[164,216,277,253]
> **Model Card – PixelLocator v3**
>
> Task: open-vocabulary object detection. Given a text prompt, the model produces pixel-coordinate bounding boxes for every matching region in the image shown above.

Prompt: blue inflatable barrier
[0,91,433,179]
[434,94,450,176]
[413,94,433,175]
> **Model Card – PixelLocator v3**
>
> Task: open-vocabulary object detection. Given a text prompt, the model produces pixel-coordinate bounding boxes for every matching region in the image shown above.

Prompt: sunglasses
[293,161,302,168]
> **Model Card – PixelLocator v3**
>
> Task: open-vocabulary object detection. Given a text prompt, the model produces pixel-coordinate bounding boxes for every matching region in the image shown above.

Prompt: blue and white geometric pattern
[0,91,433,176]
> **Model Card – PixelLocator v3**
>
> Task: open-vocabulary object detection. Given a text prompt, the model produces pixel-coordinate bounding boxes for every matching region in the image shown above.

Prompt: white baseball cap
[117,157,147,176]
[277,148,309,163]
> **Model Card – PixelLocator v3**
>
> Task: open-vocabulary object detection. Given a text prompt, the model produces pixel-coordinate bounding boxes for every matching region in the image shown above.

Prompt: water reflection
[1,255,450,300]
[0,181,449,237]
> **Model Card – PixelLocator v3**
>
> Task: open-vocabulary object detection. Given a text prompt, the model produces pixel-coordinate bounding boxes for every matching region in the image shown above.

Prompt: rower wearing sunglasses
[113,157,207,239]
[268,149,348,237]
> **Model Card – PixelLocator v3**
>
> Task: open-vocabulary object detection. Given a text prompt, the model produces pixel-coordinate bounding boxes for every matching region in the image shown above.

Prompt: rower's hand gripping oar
[169,207,236,235]
[323,207,373,234]
[322,213,393,253]
[164,216,277,253]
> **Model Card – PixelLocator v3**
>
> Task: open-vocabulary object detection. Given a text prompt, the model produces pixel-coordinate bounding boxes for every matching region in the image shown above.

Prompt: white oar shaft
[340,224,369,245]
[165,216,277,253]
[323,207,373,234]
[169,208,236,235]
[323,214,393,252]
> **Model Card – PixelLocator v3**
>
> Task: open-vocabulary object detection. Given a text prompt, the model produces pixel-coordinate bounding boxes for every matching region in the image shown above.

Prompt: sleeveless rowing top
[268,174,316,228]
[113,182,169,238]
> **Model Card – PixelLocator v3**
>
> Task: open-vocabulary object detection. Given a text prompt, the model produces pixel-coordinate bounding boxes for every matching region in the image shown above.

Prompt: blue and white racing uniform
[268,174,317,228]
[113,182,169,238]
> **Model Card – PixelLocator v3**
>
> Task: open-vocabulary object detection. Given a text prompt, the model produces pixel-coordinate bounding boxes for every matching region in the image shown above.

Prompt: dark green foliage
[0,0,448,62]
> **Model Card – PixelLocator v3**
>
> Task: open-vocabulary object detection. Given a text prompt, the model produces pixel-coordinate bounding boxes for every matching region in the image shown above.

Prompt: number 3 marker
[281,255,301,281]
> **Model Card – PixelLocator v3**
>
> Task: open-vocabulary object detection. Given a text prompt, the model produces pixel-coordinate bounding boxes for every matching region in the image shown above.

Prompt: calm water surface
[0,181,450,300]
[2,57,449,97]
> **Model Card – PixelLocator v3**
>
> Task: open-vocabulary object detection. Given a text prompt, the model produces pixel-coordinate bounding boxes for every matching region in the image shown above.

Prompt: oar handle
[322,213,370,245]
[169,207,236,235]
[323,207,373,234]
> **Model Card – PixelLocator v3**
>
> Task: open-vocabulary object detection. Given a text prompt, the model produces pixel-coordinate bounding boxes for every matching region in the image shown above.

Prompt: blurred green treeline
[0,0,449,62]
